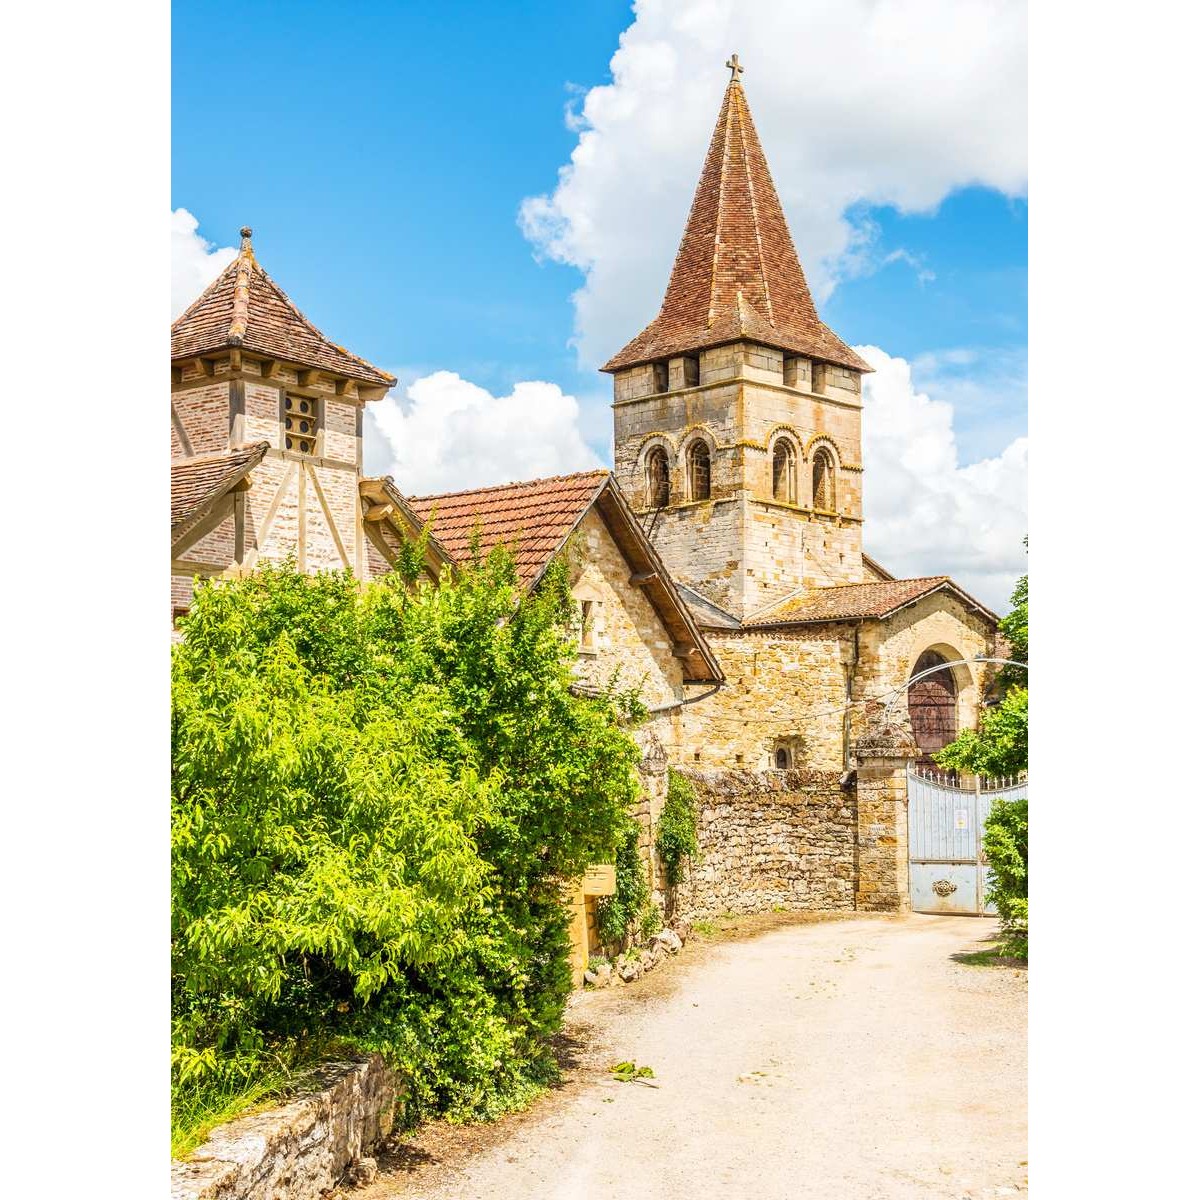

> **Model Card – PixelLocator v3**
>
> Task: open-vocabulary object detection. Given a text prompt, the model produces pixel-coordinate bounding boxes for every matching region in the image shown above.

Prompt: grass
[171,1067,292,1158]
[952,935,1028,969]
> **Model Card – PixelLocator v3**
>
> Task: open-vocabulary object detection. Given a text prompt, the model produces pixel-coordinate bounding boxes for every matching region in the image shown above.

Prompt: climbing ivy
[596,820,652,949]
[655,769,699,887]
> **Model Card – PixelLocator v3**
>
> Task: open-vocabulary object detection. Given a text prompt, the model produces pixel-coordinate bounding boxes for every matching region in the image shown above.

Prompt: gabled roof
[406,471,610,588]
[171,443,269,538]
[603,74,870,375]
[358,476,457,580]
[405,471,723,683]
[676,583,743,631]
[171,228,396,388]
[861,553,896,582]
[743,577,998,628]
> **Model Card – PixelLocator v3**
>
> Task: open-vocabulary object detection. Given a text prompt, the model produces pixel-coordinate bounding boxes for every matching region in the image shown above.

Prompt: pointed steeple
[171,227,396,387]
[603,62,869,374]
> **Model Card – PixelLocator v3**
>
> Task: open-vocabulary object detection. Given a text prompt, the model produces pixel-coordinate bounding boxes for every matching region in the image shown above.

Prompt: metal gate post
[974,774,984,914]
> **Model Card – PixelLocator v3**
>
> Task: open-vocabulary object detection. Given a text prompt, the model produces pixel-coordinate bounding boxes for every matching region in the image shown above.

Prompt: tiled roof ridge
[170,256,237,334]
[248,258,395,383]
[406,468,611,505]
[812,575,950,591]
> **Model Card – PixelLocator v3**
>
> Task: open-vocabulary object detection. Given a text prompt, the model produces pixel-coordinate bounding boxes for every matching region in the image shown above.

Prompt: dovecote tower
[170,228,396,578]
[605,59,872,619]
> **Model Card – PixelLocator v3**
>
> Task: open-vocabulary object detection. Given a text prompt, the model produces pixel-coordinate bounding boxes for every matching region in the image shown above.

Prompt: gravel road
[355,913,1027,1200]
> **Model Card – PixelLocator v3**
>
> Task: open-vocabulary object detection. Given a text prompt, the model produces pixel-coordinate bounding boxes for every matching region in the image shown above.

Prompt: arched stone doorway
[908,649,958,765]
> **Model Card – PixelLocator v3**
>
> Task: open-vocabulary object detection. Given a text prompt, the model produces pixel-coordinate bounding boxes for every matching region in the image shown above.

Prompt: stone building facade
[600,69,1000,919]
[169,65,1001,944]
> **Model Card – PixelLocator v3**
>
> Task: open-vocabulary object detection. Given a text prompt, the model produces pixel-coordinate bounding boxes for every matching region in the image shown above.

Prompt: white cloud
[365,371,604,496]
[520,0,1026,368]
[172,208,235,318]
[858,345,1027,610]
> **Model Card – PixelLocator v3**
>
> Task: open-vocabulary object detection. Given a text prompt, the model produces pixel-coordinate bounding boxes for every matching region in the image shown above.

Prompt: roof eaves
[170,442,269,541]
[592,482,724,683]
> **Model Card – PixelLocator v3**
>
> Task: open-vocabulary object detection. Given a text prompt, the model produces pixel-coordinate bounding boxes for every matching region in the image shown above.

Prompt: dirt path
[354,914,1026,1200]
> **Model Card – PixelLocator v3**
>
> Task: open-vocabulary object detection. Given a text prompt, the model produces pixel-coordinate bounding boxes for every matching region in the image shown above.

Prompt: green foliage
[610,1061,655,1083]
[982,797,1028,958]
[933,687,1028,777]
[997,564,1028,693]
[596,821,652,949]
[172,550,641,1138]
[655,769,699,887]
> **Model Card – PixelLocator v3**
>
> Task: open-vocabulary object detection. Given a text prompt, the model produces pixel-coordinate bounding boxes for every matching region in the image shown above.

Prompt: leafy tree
[172,549,641,1137]
[934,556,1029,776]
[932,687,1027,778]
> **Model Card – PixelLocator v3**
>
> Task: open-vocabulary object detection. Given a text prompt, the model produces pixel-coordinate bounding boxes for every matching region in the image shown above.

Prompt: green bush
[983,797,1028,958]
[655,769,699,887]
[172,549,641,1142]
[596,820,652,949]
[933,687,1028,778]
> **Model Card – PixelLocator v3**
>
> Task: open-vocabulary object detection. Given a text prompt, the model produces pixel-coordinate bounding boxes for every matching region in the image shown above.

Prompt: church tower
[605,58,872,620]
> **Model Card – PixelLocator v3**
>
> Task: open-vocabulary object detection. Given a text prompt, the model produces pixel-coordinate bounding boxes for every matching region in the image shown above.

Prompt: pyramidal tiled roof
[171,229,396,387]
[603,71,870,374]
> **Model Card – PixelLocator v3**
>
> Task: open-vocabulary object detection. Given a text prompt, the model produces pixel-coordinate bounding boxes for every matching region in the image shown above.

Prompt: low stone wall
[171,1056,399,1200]
[672,768,857,921]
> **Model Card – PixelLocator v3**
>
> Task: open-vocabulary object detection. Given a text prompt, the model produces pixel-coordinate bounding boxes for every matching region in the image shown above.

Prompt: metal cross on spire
[725,53,744,83]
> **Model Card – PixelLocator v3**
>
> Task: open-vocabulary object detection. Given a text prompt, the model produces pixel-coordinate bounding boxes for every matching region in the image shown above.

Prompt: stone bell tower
[605,56,873,620]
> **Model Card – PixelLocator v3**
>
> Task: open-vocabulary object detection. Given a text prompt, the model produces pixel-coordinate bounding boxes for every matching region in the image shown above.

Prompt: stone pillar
[853,735,917,912]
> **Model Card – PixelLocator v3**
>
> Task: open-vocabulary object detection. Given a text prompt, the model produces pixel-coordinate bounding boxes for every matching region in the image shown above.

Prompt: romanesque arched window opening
[908,650,958,765]
[774,746,791,769]
[812,447,835,511]
[688,441,711,501]
[772,440,796,503]
[646,447,670,508]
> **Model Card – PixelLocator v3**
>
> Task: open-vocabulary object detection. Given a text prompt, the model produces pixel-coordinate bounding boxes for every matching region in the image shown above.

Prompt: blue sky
[173,0,1027,605]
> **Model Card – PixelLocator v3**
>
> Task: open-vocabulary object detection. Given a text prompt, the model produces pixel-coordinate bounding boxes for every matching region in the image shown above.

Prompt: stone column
[852,735,917,912]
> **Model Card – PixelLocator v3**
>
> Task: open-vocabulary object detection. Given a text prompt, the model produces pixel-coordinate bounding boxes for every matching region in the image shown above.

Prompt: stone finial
[726,53,744,83]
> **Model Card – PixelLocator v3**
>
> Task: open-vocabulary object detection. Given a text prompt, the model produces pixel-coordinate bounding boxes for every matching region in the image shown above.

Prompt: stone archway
[908,649,958,764]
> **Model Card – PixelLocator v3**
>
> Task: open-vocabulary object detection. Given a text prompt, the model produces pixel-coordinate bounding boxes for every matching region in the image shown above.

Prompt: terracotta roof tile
[171,443,269,533]
[171,230,396,387]
[744,577,997,626]
[603,79,869,375]
[405,471,610,587]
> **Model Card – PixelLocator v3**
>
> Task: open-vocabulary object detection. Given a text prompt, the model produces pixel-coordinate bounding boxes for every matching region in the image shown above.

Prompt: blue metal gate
[907,767,1028,916]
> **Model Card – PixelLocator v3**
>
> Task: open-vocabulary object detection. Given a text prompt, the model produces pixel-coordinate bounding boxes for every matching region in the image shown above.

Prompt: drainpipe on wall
[842,623,861,780]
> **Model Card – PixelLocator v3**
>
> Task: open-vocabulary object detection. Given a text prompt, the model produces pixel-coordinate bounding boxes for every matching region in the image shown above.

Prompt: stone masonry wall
[611,340,866,616]
[670,768,856,921]
[171,1056,398,1200]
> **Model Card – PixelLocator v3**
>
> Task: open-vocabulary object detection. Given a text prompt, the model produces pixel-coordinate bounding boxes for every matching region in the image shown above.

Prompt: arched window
[772,440,796,503]
[774,747,791,769]
[646,447,670,508]
[812,447,835,511]
[688,440,711,501]
[908,650,958,765]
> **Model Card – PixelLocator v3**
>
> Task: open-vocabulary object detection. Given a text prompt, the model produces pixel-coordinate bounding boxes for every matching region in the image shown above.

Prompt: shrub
[983,796,1028,958]
[933,687,1028,778]
[596,820,652,949]
[172,549,641,1138]
[655,769,699,887]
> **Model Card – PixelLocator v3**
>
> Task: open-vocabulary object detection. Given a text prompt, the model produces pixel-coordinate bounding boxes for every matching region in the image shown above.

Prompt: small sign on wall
[582,864,617,896]
[954,809,969,830]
